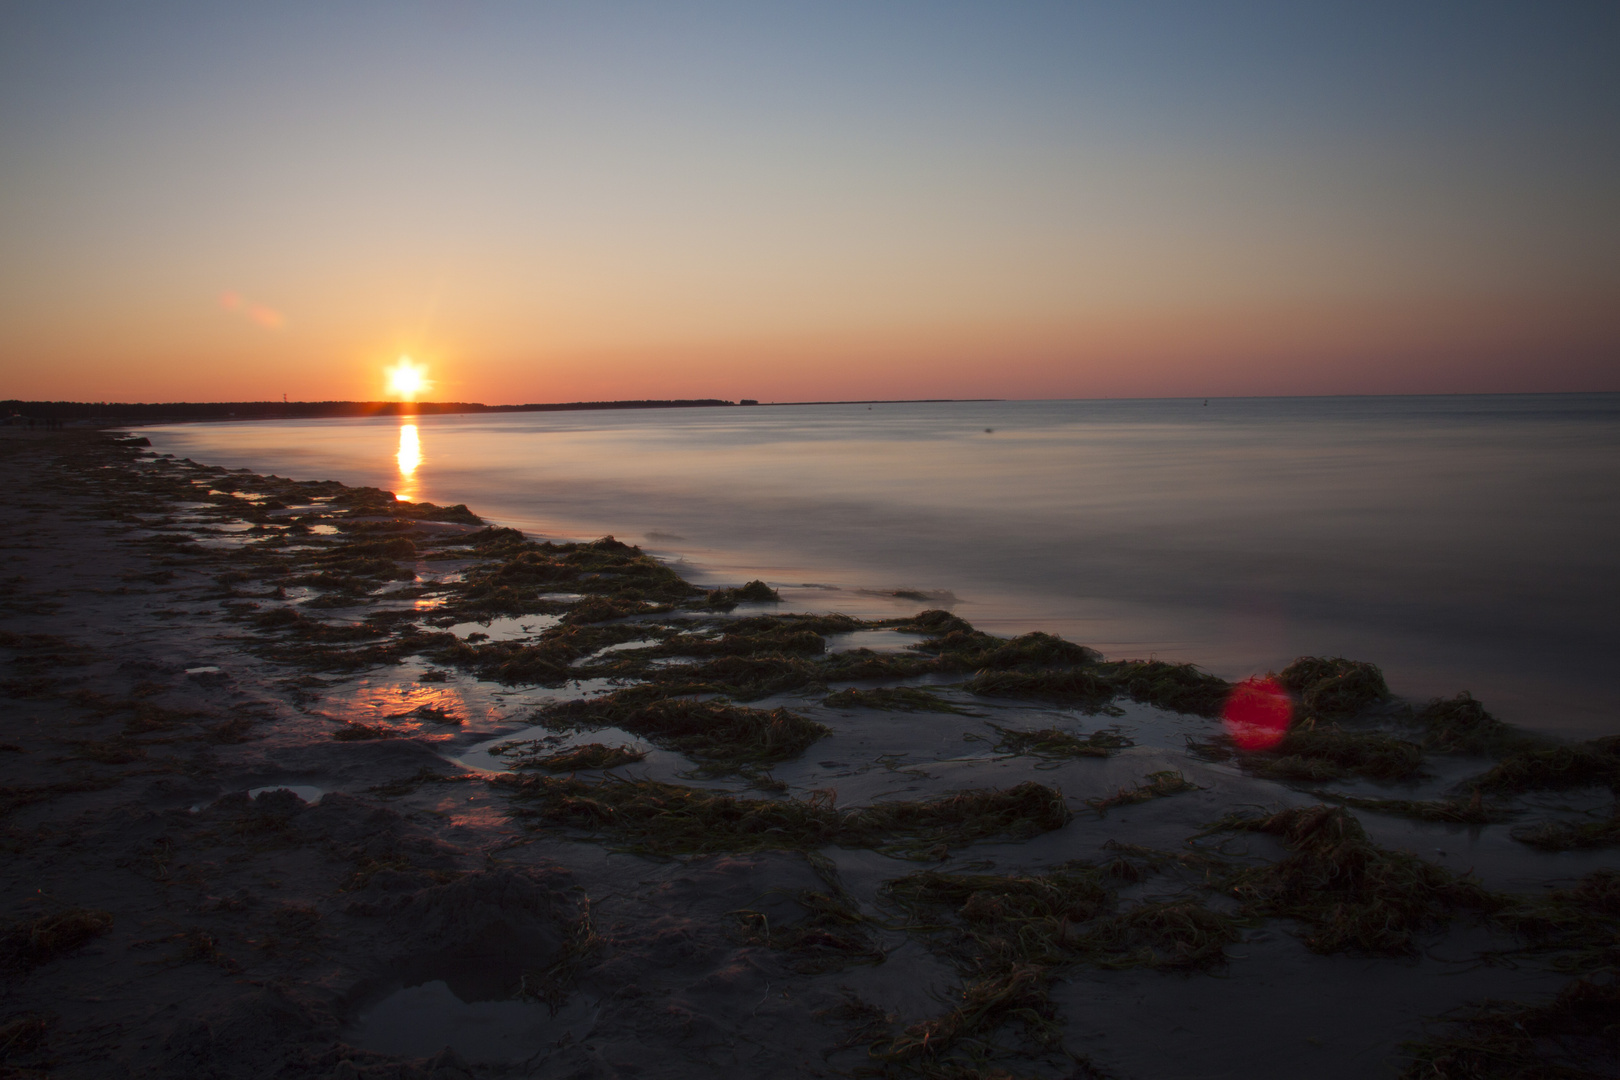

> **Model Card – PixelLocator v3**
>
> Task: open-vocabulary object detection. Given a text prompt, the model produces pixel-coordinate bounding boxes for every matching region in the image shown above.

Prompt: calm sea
[143,394,1620,739]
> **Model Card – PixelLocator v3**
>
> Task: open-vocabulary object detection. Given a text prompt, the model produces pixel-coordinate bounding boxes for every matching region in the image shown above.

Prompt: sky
[1,1,1617,404]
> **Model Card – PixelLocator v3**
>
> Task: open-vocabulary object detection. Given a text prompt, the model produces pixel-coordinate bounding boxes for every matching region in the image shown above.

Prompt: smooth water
[142,395,1620,738]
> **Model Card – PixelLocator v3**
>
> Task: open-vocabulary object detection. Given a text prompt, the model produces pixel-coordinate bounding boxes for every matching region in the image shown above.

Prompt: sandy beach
[1,428,1615,1080]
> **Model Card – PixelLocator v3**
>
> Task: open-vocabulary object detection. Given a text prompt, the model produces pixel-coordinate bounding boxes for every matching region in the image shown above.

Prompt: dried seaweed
[1087,771,1197,815]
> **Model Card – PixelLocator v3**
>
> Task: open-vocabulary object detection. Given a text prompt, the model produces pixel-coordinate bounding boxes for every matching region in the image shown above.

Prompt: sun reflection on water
[396,422,421,501]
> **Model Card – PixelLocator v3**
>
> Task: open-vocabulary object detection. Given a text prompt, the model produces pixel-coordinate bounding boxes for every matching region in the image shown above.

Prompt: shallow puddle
[824,629,929,653]
[246,784,325,804]
[445,615,562,641]
[347,980,598,1063]
[452,724,658,774]
[571,638,660,665]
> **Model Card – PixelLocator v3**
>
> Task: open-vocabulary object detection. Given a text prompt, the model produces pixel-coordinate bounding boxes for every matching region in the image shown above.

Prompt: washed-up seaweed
[494,775,1071,858]
[1202,804,1497,954]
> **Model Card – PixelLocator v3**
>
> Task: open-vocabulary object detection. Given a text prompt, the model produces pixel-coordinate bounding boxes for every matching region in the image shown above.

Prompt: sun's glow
[387,357,428,401]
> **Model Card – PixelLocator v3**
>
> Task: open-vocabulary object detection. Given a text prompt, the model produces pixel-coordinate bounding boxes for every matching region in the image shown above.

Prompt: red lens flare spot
[1222,676,1292,751]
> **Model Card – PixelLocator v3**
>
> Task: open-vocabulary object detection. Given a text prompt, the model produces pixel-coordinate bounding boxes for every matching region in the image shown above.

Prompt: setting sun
[386,357,427,401]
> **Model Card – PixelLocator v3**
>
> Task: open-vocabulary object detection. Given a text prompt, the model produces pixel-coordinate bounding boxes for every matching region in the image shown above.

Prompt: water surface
[144,395,1620,738]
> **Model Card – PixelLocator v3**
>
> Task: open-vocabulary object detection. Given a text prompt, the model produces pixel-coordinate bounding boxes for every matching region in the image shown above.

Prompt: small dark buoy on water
[1203,399,1208,406]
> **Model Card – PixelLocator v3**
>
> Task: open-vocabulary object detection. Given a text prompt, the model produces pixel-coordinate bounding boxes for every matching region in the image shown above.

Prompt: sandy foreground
[0,428,1614,1080]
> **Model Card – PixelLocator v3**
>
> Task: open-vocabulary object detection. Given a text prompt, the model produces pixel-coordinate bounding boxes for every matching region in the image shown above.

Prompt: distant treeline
[0,399,743,423]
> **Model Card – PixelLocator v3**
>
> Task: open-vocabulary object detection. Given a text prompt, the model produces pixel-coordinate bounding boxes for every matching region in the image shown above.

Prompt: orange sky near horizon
[2,3,1616,404]
[5,287,1613,405]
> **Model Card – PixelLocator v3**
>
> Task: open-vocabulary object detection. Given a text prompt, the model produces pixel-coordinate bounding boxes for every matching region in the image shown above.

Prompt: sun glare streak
[395,422,421,502]
[397,423,421,477]
[388,356,428,401]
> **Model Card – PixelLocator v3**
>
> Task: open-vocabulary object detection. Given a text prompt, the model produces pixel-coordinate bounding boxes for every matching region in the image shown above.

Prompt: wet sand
[0,428,1613,1080]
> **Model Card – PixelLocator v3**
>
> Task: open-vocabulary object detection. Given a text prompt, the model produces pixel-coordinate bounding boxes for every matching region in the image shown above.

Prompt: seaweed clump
[504,742,649,772]
[1,908,114,971]
[736,889,885,973]
[1278,656,1389,720]
[963,656,1229,717]
[653,654,826,700]
[983,724,1133,761]
[822,686,975,714]
[1311,789,1509,826]
[494,775,1070,858]
[1096,659,1231,717]
[963,669,1118,713]
[873,864,1243,1068]
[1400,978,1619,1080]
[542,688,828,767]
[888,865,1229,970]
[1494,869,1620,977]
[1087,771,1198,815]
[454,536,701,616]
[331,722,397,741]
[1239,724,1426,783]
[705,580,781,609]
[1472,739,1620,795]
[1207,805,1497,954]
[1413,692,1535,756]
[1511,810,1620,852]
